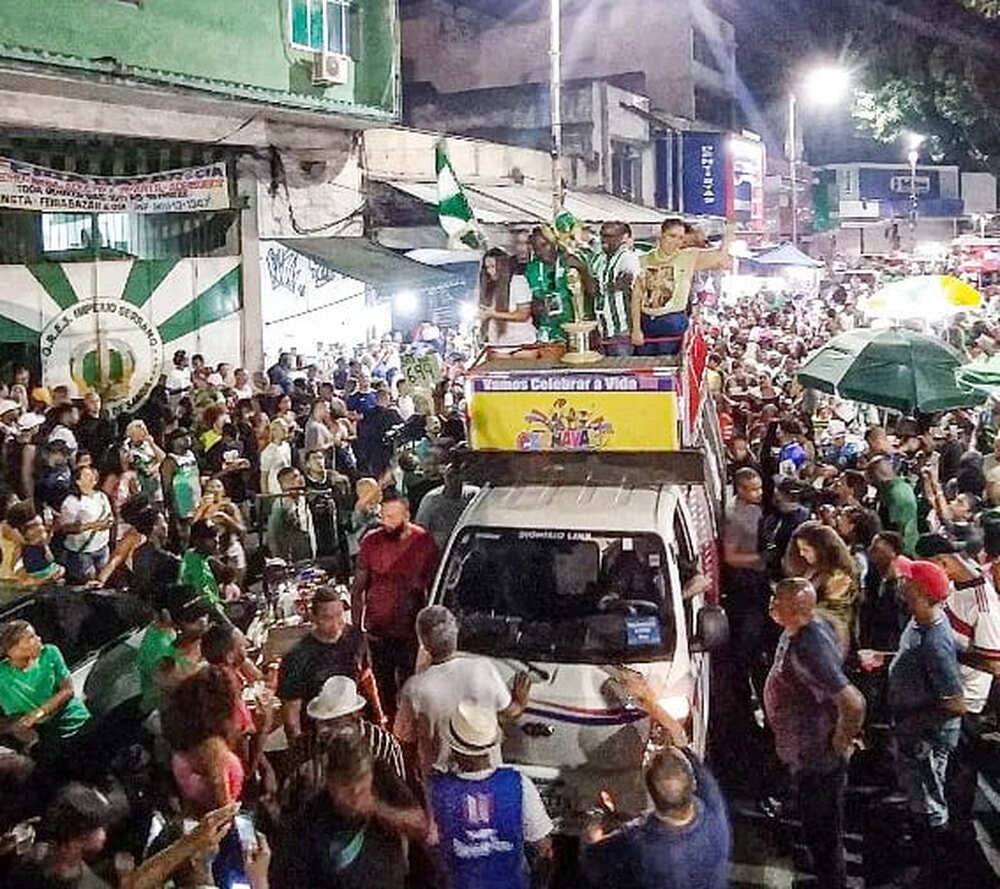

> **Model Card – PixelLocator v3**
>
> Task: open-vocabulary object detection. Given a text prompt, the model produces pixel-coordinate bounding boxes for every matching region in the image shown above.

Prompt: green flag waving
[436,141,484,250]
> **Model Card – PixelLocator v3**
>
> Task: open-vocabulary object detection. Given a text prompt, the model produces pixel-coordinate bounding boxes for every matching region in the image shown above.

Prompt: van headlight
[657,695,690,721]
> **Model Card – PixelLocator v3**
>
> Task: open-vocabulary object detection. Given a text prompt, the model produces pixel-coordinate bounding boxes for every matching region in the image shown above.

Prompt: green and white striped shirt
[591,246,641,339]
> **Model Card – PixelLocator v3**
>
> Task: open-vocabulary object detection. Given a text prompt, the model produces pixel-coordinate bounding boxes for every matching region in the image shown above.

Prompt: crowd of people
[1,212,1000,889]
[707,281,1000,888]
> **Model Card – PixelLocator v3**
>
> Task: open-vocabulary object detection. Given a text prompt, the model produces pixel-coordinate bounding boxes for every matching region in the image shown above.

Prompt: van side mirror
[690,605,728,653]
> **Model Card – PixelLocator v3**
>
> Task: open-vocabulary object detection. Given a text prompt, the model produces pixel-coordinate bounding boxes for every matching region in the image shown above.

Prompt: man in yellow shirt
[631,218,733,355]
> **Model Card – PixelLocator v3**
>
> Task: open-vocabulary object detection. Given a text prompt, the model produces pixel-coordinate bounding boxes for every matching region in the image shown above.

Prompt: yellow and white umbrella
[862,275,982,321]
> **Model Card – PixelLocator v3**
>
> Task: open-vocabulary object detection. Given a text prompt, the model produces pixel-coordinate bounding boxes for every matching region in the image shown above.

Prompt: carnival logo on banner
[517,398,615,452]
[0,157,231,214]
[41,301,165,412]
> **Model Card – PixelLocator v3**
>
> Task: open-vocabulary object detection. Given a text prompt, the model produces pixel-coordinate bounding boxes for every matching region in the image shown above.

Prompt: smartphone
[235,814,257,853]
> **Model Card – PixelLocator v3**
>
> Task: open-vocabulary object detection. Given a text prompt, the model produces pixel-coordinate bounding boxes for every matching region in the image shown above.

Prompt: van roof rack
[456,450,707,488]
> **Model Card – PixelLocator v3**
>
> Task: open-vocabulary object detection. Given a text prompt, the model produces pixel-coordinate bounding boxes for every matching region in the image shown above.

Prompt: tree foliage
[851,0,1000,171]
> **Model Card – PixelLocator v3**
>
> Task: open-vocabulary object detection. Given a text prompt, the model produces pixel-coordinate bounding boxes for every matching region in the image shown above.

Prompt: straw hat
[447,700,500,756]
[306,676,366,721]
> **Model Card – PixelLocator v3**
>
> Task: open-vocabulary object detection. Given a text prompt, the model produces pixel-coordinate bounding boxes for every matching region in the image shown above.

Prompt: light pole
[788,65,851,246]
[549,0,563,217]
[906,134,923,244]
[788,91,798,245]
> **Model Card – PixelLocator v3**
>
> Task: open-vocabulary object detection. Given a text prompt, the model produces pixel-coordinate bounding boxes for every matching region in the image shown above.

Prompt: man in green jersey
[525,226,597,344]
[591,221,642,356]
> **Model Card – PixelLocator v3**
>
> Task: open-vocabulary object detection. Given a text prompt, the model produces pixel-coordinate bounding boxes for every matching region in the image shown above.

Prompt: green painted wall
[0,0,399,118]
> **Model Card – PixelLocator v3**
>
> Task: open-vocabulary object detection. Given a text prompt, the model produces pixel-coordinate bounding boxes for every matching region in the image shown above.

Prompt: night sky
[404,0,1000,169]
[718,0,1000,166]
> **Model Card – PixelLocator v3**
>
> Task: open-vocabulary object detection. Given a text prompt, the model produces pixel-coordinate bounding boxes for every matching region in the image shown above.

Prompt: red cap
[895,556,950,603]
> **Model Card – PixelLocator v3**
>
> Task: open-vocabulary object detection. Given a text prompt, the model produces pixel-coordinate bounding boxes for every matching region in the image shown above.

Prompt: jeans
[368,636,418,721]
[601,337,633,357]
[895,719,960,827]
[945,712,985,827]
[63,546,109,583]
[637,312,688,356]
[798,763,848,889]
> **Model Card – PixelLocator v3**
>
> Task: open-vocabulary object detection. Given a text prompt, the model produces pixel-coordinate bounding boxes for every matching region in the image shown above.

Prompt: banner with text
[0,157,231,214]
[468,370,679,452]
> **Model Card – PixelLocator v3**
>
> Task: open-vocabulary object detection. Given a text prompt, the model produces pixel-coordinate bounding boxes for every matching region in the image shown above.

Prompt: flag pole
[549,0,563,217]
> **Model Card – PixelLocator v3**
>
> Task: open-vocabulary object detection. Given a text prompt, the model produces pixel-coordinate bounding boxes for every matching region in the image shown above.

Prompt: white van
[431,445,728,831]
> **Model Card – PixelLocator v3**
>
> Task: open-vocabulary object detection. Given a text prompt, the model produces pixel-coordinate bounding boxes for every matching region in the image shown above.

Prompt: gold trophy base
[560,320,601,364]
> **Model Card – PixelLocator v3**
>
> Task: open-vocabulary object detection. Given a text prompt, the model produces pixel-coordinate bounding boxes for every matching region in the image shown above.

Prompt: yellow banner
[469,389,679,452]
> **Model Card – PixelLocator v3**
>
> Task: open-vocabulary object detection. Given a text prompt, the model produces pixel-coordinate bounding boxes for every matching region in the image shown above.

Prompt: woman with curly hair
[783,520,859,645]
[161,665,244,813]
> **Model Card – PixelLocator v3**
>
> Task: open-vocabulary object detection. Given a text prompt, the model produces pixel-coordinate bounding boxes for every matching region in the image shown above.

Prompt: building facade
[0,0,402,395]
[400,0,739,211]
[813,162,996,256]
[401,0,737,127]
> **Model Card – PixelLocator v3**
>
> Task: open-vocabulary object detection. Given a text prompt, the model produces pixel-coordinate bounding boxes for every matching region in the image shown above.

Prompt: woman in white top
[479,248,536,346]
[259,417,292,498]
[58,464,113,583]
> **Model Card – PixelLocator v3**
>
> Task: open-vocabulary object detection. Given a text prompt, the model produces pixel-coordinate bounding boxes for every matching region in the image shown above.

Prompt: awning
[749,243,824,268]
[276,237,465,296]
[386,181,665,226]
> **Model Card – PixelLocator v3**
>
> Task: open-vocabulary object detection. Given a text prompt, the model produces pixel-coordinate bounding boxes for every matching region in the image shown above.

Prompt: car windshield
[0,587,150,668]
[440,527,675,663]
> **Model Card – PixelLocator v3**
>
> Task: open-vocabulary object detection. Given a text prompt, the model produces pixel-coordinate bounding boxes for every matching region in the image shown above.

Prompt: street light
[789,64,851,245]
[908,144,921,240]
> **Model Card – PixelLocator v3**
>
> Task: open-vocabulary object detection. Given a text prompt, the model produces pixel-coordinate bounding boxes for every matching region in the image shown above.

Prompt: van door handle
[521,722,555,738]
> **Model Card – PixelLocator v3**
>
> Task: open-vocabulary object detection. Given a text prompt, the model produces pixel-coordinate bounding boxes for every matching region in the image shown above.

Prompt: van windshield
[440,527,675,663]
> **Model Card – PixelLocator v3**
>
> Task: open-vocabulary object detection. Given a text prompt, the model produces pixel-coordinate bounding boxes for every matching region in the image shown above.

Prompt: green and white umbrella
[956,354,1000,400]
[797,327,985,413]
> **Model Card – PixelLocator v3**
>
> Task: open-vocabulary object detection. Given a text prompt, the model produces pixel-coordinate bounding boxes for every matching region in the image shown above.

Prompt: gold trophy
[561,267,601,364]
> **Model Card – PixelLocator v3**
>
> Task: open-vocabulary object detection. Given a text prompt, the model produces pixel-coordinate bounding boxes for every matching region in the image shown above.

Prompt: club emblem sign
[41,300,164,412]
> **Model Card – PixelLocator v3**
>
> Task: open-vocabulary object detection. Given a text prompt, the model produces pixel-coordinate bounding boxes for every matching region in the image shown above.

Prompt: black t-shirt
[76,415,117,471]
[277,628,363,707]
[5,859,110,889]
[132,543,182,599]
[271,768,412,889]
[35,465,72,510]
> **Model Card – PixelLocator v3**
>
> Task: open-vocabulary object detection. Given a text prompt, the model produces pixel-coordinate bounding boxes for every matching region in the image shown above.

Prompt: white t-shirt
[944,570,1000,713]
[59,491,112,553]
[397,394,415,421]
[165,366,192,394]
[394,654,512,778]
[487,275,536,346]
[431,766,553,844]
[259,441,292,495]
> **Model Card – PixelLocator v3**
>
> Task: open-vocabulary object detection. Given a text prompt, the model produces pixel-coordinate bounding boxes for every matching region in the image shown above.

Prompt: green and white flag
[436,141,484,250]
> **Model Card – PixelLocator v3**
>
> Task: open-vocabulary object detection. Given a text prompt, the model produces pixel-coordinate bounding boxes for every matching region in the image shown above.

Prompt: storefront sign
[0,157,231,213]
[682,133,725,217]
[468,371,679,452]
[729,134,766,233]
[41,301,165,412]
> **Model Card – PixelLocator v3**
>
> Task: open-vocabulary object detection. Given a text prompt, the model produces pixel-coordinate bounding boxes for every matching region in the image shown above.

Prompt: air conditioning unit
[313,51,352,86]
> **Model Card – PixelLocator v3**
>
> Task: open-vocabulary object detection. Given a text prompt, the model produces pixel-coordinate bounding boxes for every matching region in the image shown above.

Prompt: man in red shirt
[352,492,439,719]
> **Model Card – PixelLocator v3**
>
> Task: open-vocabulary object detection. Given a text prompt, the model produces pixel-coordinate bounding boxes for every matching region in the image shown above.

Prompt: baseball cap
[17,412,44,433]
[0,399,19,417]
[827,419,847,438]
[914,533,963,559]
[895,556,951,602]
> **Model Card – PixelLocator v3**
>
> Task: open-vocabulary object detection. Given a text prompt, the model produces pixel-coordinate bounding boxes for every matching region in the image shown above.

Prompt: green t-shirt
[879,477,919,556]
[525,256,575,343]
[178,549,221,606]
[137,624,177,714]
[0,644,91,738]
[170,452,202,520]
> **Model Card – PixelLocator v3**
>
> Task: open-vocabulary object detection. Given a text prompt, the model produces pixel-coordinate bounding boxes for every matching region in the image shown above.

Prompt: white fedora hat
[306,675,366,721]
[447,700,500,756]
